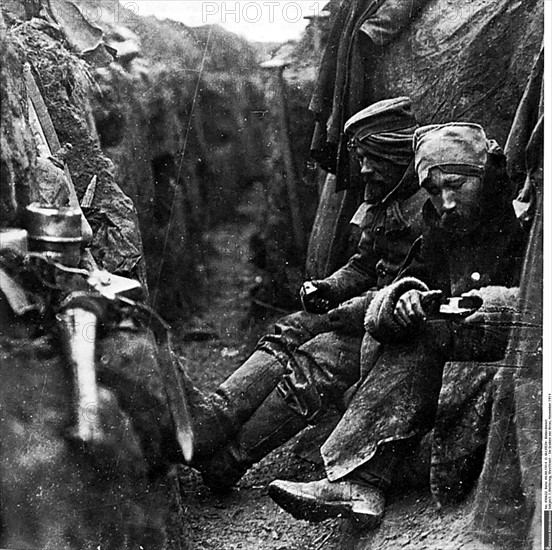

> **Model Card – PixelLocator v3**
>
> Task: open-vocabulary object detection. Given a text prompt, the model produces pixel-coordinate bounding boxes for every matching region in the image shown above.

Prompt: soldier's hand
[300,280,332,314]
[394,289,443,328]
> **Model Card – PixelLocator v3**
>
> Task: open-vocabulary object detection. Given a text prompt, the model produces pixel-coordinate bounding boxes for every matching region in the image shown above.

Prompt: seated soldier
[267,122,527,527]
[99,97,427,490]
[182,97,427,490]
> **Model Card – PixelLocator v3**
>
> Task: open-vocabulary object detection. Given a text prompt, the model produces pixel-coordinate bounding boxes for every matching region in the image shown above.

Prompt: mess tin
[25,203,83,267]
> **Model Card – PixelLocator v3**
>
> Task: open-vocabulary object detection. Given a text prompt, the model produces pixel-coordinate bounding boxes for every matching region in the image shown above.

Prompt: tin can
[25,203,82,266]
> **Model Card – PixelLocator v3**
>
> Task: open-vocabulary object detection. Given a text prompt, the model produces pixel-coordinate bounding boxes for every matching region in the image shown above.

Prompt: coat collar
[351,162,420,233]
[377,160,419,205]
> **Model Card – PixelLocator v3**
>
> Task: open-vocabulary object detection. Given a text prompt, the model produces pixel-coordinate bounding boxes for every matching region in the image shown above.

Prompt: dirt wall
[91,11,268,320]
[0,14,37,226]
[0,10,179,548]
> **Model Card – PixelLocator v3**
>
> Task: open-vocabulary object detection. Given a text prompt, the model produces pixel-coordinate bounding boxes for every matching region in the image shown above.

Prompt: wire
[150,25,214,314]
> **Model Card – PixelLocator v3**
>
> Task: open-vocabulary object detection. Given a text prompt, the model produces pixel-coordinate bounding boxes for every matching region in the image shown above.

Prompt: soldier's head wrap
[344,97,418,164]
[413,122,503,185]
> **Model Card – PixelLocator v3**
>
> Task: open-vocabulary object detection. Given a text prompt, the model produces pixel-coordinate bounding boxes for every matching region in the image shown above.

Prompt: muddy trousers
[192,311,364,489]
[321,310,513,486]
[190,310,355,455]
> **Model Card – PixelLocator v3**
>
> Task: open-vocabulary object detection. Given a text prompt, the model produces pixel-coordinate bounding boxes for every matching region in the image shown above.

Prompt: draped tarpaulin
[307,0,543,279]
[309,0,429,185]
[470,45,544,550]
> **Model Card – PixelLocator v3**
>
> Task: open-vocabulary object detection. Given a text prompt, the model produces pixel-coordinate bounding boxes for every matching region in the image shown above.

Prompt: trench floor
[170,196,344,550]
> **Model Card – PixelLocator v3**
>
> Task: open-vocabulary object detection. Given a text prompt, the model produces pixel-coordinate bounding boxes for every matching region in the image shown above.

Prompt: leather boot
[268,478,385,528]
[190,349,286,459]
[267,441,409,528]
[196,387,307,492]
[350,440,409,490]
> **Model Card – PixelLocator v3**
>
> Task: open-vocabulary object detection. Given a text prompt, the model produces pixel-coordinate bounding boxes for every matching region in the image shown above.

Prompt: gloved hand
[300,280,334,314]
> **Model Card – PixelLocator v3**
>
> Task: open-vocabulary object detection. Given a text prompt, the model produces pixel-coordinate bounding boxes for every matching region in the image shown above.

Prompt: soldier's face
[423,169,483,234]
[355,145,408,203]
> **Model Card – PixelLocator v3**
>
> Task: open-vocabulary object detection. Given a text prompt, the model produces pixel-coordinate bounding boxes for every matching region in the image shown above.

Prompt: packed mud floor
[168,190,343,549]
[164,191,483,550]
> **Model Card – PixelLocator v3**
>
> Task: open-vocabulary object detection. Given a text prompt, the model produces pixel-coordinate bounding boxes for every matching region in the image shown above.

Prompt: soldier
[268,123,527,527]
[178,97,428,490]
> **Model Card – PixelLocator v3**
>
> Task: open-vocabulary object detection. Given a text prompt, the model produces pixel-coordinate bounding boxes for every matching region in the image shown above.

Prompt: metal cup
[25,203,83,267]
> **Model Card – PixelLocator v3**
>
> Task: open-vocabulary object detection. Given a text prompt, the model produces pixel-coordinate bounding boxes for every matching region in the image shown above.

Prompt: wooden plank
[24,63,94,244]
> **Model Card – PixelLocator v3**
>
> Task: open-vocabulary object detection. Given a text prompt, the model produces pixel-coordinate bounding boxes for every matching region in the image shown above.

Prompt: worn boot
[268,477,385,528]
[196,387,308,492]
[267,441,407,528]
[189,349,286,459]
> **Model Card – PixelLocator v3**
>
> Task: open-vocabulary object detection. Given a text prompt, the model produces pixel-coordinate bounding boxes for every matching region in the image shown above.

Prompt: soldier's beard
[361,161,409,204]
[363,174,399,203]
[364,185,390,203]
[440,211,481,235]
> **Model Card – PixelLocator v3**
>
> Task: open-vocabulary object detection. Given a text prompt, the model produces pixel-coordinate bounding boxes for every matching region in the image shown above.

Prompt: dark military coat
[321,167,528,488]
[321,164,427,306]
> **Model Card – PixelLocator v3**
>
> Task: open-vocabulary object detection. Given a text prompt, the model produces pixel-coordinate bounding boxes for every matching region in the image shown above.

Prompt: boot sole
[268,482,382,527]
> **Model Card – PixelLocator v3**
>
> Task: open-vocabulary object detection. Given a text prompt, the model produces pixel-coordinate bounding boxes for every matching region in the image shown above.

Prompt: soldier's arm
[313,229,379,307]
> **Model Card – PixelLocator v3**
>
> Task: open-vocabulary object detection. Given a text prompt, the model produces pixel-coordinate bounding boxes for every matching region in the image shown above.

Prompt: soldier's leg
[322,305,514,483]
[269,306,515,525]
[98,327,285,467]
[212,309,340,428]
[191,310,340,458]
[268,441,411,529]
[97,311,339,468]
[196,330,363,491]
[268,321,450,524]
